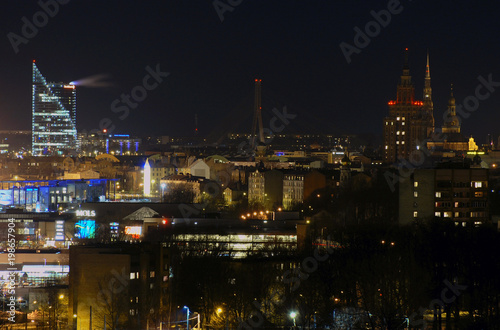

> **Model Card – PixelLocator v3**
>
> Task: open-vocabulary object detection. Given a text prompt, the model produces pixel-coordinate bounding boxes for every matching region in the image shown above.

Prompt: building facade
[383,50,434,163]
[32,62,77,156]
[248,170,265,205]
[400,167,489,225]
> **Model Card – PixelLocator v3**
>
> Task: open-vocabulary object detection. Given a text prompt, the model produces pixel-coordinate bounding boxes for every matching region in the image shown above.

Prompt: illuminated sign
[76,210,96,217]
[110,222,119,239]
[75,220,96,239]
[63,85,75,89]
[0,190,12,206]
[124,226,142,238]
[55,220,65,241]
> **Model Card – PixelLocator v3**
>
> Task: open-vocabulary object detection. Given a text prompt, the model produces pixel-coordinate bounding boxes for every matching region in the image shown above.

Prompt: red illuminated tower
[383,49,434,163]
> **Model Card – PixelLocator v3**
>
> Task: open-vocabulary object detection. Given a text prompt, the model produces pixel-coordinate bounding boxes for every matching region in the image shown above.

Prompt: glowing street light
[184,306,190,330]
[290,311,297,327]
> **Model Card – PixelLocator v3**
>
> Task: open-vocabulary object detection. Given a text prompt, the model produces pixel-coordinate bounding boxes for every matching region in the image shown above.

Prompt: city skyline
[1,1,500,142]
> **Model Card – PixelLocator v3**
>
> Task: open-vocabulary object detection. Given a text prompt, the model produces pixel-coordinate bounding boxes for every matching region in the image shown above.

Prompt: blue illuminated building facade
[0,179,112,212]
[32,61,77,156]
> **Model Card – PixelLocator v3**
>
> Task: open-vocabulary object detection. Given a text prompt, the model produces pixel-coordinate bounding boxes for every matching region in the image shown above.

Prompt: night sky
[1,0,500,144]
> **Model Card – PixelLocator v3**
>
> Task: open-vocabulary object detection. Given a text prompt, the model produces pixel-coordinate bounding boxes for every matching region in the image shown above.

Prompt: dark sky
[1,0,500,144]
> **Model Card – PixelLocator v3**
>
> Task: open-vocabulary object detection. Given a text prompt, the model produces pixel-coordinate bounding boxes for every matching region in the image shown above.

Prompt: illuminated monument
[143,158,151,196]
[32,61,77,156]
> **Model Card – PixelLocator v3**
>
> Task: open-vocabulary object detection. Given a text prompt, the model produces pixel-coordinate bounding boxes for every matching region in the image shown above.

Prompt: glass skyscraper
[32,61,77,156]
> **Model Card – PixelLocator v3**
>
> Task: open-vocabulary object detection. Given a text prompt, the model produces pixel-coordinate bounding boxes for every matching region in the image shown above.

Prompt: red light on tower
[405,48,408,51]
[32,59,36,63]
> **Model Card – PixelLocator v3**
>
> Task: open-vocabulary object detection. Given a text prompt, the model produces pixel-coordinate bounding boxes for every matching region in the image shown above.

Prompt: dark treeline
[167,220,500,329]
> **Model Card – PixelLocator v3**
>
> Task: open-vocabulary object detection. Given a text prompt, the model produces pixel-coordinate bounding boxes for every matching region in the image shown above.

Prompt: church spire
[442,83,460,134]
[425,50,430,79]
[423,50,433,109]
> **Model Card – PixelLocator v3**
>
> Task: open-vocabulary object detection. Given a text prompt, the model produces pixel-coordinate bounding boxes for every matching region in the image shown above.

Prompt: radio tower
[251,79,264,149]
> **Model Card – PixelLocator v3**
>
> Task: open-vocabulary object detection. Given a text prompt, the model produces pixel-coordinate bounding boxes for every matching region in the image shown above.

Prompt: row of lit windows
[434,211,487,218]
[416,181,487,189]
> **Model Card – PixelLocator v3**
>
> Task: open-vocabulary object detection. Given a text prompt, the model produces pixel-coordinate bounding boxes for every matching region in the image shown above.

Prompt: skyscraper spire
[397,48,414,103]
[401,47,410,83]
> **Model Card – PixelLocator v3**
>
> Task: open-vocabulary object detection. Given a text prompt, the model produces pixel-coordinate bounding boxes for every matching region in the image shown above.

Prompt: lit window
[397,131,400,135]
[385,145,388,150]
[150,271,155,278]
[397,117,400,121]
[435,192,441,198]
[402,122,405,125]
[413,211,418,218]
[402,141,405,145]
[414,191,418,197]
[402,117,405,120]
[443,212,451,218]
[435,212,441,217]
[414,182,418,188]
[130,273,135,280]
[396,141,400,144]
[402,131,405,135]
[473,182,482,188]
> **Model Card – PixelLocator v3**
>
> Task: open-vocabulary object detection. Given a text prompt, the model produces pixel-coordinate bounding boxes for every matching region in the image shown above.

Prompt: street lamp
[161,183,166,202]
[184,306,190,330]
[290,311,297,328]
[217,305,228,330]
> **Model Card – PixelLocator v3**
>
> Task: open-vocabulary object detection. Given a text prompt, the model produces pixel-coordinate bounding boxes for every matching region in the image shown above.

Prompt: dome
[448,95,455,106]
[448,85,455,106]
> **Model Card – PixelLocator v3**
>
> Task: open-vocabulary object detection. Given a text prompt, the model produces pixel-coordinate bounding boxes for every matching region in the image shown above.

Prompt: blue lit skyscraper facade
[32,61,77,156]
